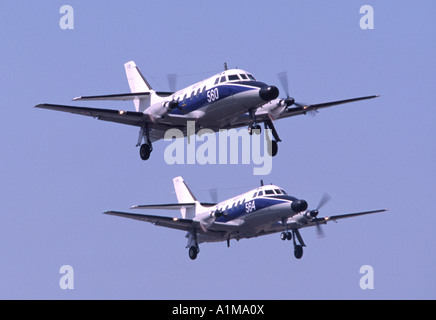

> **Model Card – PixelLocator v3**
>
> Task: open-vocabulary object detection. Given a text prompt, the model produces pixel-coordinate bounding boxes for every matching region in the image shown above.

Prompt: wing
[35,103,196,134]
[104,211,195,232]
[72,92,173,101]
[227,95,380,128]
[314,209,388,225]
[35,103,150,127]
[131,202,216,210]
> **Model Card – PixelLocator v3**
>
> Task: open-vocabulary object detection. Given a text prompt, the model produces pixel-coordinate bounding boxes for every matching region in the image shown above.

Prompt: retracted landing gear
[137,123,153,161]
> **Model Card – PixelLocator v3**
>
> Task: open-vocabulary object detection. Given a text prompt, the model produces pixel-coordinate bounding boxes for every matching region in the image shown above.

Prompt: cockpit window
[264,190,274,195]
[228,74,240,81]
[240,74,248,80]
[252,192,258,198]
[220,75,226,83]
[214,78,219,85]
[258,190,263,196]
[274,189,282,195]
[280,189,287,195]
[247,74,256,80]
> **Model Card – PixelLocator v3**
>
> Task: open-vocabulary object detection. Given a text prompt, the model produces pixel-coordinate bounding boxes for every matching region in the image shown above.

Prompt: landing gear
[248,109,262,135]
[187,229,200,260]
[248,124,261,135]
[280,231,292,241]
[294,245,304,260]
[281,226,306,259]
[137,123,153,161]
[264,120,281,157]
[188,246,199,260]
[140,144,152,160]
[292,229,306,259]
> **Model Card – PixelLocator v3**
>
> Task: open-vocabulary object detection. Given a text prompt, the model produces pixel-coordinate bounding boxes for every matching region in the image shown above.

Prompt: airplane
[35,61,379,160]
[104,176,387,260]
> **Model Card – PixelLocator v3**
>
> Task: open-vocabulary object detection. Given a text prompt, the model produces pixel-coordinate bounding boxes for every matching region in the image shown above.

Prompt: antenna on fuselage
[224,62,228,71]
[260,179,264,186]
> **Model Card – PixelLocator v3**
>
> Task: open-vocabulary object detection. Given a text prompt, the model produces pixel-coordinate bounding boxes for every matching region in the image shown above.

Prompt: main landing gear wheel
[188,246,199,260]
[294,245,303,259]
[140,144,152,161]
[270,140,278,157]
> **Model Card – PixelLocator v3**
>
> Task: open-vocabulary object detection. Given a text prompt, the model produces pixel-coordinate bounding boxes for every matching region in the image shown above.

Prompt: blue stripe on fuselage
[170,82,267,115]
[215,197,291,223]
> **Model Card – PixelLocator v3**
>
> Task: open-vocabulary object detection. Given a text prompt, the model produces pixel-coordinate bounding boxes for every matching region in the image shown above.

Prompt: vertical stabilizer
[124,61,153,112]
[173,176,198,219]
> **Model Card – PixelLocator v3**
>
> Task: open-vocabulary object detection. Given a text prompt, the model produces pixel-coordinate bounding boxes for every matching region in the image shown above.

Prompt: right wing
[104,211,195,232]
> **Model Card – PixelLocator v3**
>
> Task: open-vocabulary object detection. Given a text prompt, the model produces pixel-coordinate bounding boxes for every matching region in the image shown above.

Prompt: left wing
[227,95,380,129]
[316,209,388,224]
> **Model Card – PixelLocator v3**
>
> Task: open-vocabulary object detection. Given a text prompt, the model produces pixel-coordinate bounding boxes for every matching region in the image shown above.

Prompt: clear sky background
[0,1,435,299]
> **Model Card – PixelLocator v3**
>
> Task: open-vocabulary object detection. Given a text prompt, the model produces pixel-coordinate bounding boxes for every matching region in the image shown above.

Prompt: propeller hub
[285,97,295,107]
[310,210,319,218]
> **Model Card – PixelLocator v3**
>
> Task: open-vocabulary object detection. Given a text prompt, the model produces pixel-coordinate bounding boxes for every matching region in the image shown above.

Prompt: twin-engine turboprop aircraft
[105,177,387,260]
[35,61,379,160]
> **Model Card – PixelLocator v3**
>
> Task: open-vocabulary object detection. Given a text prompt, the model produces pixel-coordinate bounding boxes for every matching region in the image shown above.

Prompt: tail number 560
[207,88,220,103]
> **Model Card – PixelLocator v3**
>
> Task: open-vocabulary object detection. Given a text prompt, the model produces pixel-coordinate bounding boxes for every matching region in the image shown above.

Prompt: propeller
[309,193,331,238]
[277,71,310,109]
[167,73,177,92]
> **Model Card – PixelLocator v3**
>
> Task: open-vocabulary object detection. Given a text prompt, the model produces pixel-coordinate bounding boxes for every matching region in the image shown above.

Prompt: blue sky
[0,1,435,299]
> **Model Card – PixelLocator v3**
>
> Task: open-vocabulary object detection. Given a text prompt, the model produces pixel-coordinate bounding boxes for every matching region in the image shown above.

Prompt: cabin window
[196,88,201,97]
[202,86,207,94]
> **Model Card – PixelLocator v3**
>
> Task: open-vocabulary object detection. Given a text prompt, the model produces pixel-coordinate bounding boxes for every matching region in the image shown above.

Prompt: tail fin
[124,61,154,112]
[173,176,198,219]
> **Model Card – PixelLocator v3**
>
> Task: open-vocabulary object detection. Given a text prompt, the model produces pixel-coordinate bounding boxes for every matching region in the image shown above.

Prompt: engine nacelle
[145,100,179,119]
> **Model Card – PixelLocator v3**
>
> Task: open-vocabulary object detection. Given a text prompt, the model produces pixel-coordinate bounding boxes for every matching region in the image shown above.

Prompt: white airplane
[35,61,379,160]
[104,176,387,260]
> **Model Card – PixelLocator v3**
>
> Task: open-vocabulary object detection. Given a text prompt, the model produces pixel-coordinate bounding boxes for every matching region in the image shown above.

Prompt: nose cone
[259,85,279,102]
[291,199,308,213]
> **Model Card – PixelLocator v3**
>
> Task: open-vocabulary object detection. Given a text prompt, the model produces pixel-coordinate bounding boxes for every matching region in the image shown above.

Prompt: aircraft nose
[291,199,308,213]
[259,85,279,102]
